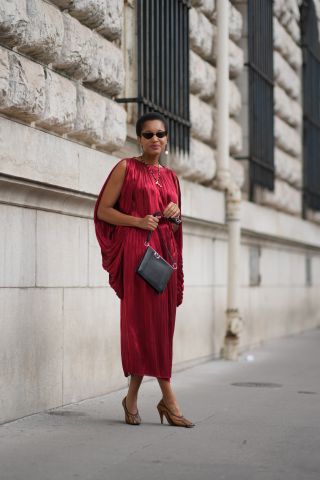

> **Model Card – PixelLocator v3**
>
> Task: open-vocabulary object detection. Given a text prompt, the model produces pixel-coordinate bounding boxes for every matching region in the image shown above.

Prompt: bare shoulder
[98,159,128,211]
[114,158,127,174]
[109,158,127,183]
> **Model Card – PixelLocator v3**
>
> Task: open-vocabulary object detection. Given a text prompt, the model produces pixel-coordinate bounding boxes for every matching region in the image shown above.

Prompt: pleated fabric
[94,157,184,381]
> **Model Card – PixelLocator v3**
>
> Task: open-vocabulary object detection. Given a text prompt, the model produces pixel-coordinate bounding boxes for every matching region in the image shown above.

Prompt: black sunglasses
[141,130,168,139]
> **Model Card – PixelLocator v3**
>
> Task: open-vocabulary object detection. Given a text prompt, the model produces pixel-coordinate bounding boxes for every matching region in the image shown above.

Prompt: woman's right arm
[96,159,159,231]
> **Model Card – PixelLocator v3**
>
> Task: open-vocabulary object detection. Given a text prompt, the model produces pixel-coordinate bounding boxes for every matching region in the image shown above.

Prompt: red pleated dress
[94,157,184,381]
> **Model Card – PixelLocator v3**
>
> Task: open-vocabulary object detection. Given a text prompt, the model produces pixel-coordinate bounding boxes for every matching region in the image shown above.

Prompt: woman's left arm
[163,173,182,232]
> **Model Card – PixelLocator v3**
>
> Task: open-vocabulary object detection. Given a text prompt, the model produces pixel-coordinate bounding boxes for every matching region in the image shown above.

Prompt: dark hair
[136,112,168,137]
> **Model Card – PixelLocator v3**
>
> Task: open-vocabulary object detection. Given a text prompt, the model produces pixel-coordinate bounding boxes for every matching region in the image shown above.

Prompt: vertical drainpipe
[216,0,243,360]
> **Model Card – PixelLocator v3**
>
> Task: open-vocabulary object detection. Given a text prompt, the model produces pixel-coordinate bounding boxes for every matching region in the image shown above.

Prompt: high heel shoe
[122,396,141,425]
[156,399,195,428]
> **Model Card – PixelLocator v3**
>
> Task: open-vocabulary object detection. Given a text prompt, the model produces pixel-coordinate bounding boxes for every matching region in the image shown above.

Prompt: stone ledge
[0,115,117,195]
[255,179,302,216]
[2,168,320,252]
[0,174,95,219]
[242,200,320,249]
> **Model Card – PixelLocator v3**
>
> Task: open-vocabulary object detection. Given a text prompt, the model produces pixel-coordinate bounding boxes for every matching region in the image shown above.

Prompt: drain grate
[298,390,318,395]
[46,410,86,416]
[231,382,282,388]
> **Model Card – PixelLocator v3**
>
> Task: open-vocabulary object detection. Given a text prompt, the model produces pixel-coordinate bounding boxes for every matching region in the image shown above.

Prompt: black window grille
[117,0,191,154]
[238,0,275,200]
[300,0,320,214]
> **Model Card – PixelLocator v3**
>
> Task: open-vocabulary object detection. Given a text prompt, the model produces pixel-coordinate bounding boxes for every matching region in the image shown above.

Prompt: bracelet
[168,216,182,225]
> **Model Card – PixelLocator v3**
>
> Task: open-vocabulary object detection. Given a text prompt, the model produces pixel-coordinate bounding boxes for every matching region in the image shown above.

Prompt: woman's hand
[163,202,180,219]
[138,214,160,231]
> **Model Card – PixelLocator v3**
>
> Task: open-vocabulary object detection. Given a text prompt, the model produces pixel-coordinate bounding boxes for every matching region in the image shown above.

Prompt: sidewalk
[1,328,320,480]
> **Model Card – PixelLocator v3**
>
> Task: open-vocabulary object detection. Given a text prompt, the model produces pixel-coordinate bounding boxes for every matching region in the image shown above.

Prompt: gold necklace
[140,156,162,187]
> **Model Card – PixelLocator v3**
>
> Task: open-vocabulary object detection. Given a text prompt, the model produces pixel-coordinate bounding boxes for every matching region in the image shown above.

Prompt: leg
[125,374,144,414]
[157,378,182,416]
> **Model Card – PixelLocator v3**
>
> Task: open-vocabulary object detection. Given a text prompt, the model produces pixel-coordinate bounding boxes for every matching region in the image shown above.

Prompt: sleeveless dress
[94,157,184,381]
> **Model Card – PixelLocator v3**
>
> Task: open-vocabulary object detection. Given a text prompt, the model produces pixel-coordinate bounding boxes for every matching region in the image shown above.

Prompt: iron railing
[237,0,274,200]
[117,0,191,154]
[300,0,320,214]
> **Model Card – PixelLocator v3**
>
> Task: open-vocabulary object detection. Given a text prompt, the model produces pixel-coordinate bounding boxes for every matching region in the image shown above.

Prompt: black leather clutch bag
[136,212,177,293]
[136,245,175,293]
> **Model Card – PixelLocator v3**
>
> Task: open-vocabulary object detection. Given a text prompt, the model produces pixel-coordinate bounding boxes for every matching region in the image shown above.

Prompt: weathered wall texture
[174,0,244,188]
[255,0,303,216]
[0,0,126,150]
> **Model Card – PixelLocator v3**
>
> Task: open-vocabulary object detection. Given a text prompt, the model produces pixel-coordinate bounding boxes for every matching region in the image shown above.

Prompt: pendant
[155,180,162,187]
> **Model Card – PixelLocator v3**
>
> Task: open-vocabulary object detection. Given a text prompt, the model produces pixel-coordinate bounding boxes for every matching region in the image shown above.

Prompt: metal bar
[165,0,169,113]
[248,155,275,172]
[179,3,184,151]
[145,0,149,112]
[174,0,179,151]
[301,0,320,214]
[186,2,190,153]
[137,1,143,117]
[303,113,320,130]
[159,0,164,111]
[247,0,274,197]
[115,97,143,103]
[150,0,154,107]
[170,0,175,151]
[138,97,191,125]
[133,0,191,156]
[244,61,274,86]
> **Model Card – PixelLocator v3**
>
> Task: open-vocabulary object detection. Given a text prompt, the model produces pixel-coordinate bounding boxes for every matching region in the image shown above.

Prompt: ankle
[126,392,138,402]
[162,396,177,407]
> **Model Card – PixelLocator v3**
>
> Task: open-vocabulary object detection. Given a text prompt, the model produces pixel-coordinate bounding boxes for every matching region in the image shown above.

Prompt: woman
[94,112,194,428]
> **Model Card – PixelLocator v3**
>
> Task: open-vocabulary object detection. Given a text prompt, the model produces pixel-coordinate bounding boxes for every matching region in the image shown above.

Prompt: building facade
[0,0,320,423]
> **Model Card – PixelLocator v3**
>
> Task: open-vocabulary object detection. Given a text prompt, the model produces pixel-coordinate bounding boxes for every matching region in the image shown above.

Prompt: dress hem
[124,371,171,382]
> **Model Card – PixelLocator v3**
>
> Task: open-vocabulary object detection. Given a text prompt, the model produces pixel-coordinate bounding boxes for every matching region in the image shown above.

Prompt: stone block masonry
[0,0,126,152]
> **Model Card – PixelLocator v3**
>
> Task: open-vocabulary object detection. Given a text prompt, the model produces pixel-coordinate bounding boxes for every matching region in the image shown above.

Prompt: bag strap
[144,211,176,268]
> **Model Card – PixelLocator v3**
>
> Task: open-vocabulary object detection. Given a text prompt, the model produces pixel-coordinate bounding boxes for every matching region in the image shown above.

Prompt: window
[117,0,191,155]
[246,0,275,200]
[137,0,191,154]
[249,245,261,286]
[300,0,320,215]
[305,254,312,287]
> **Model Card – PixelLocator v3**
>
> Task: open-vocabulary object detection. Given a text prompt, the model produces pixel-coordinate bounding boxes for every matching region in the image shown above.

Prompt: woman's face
[138,120,168,156]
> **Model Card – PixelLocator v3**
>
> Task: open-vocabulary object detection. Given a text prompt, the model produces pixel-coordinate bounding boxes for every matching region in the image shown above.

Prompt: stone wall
[255,0,303,216]
[170,0,245,189]
[0,0,127,152]
[233,0,320,223]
